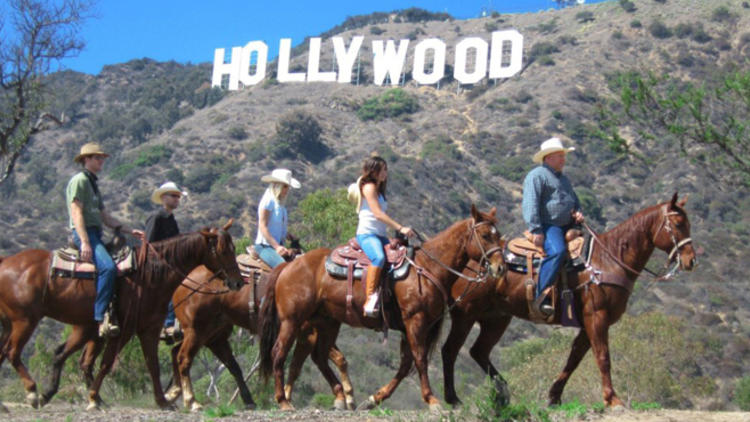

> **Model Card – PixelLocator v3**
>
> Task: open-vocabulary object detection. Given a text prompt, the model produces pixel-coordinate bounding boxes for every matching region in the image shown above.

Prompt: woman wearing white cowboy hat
[254,169,301,268]
[522,136,585,316]
[144,181,188,341]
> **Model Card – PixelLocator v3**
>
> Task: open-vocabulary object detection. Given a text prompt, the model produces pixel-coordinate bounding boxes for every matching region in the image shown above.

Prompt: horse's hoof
[26,392,40,409]
[164,386,181,403]
[346,397,356,411]
[244,402,256,411]
[429,402,443,413]
[189,402,203,412]
[356,395,377,411]
[279,401,295,411]
[0,402,9,413]
[609,404,626,413]
[86,401,100,411]
[333,398,346,410]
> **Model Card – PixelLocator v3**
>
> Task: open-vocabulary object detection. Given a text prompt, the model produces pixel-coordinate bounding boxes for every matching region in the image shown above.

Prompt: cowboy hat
[532,137,575,164]
[261,168,301,188]
[151,181,188,204]
[347,177,363,211]
[74,143,109,163]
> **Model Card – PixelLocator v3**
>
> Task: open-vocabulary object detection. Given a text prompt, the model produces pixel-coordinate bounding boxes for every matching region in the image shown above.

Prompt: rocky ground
[2,402,750,422]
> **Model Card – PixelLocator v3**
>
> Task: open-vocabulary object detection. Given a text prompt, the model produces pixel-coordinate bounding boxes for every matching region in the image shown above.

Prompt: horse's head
[653,193,696,271]
[467,205,506,279]
[199,219,244,290]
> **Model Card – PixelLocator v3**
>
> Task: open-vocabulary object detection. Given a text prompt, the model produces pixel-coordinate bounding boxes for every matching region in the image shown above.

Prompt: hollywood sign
[212,30,523,90]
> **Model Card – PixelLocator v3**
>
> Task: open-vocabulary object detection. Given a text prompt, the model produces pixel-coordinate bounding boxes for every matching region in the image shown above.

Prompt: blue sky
[60,0,608,75]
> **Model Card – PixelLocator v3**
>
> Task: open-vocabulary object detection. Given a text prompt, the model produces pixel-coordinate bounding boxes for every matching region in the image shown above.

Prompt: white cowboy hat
[151,182,188,204]
[261,168,301,189]
[74,143,109,163]
[532,137,575,164]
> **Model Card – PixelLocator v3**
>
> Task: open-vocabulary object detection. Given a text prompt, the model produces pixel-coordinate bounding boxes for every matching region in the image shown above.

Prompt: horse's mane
[599,199,686,253]
[138,231,211,287]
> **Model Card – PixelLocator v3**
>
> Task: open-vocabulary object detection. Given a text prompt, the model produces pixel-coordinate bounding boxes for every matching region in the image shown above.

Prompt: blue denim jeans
[254,243,285,268]
[164,301,176,327]
[356,234,389,268]
[537,225,566,299]
[73,227,116,322]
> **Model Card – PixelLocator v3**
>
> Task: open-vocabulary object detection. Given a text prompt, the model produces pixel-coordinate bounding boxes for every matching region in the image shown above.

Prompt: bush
[369,26,385,35]
[290,188,358,250]
[736,377,750,410]
[692,25,712,43]
[357,88,419,121]
[649,20,673,38]
[227,125,247,140]
[421,135,462,161]
[630,19,642,28]
[711,6,734,22]
[529,42,560,61]
[538,56,556,66]
[619,0,637,12]
[269,110,329,162]
[484,21,498,32]
[575,11,594,23]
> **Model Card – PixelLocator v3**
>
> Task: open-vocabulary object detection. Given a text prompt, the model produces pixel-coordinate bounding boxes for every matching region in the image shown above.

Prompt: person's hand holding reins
[80,242,93,262]
[572,210,585,225]
[399,226,416,238]
[532,233,544,248]
[276,245,292,257]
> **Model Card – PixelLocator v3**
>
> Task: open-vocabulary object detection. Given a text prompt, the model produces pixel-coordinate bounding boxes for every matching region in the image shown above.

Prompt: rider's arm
[70,199,90,246]
[521,170,543,234]
[102,209,144,239]
[361,183,414,237]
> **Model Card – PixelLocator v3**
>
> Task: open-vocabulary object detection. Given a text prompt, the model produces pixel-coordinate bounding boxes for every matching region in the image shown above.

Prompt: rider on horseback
[522,137,584,315]
[145,181,187,341]
[355,155,415,317]
[253,169,300,268]
[66,143,144,338]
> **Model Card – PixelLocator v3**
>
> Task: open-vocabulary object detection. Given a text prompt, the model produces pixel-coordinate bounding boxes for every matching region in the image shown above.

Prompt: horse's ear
[669,192,679,209]
[223,218,234,231]
[470,203,479,220]
[200,228,218,239]
[678,195,688,208]
[488,207,497,218]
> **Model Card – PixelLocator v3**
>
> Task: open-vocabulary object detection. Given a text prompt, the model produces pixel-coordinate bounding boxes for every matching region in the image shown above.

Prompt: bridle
[654,210,693,265]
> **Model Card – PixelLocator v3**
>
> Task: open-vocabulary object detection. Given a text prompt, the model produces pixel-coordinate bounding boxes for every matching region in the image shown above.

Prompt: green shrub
[735,376,750,410]
[534,18,559,34]
[369,26,385,35]
[575,11,595,23]
[484,21,498,32]
[290,188,358,250]
[649,20,672,38]
[692,25,712,43]
[133,145,172,167]
[357,88,419,121]
[674,22,694,38]
[421,135,462,161]
[711,5,734,22]
[538,55,556,66]
[619,0,637,12]
[227,126,247,140]
[310,393,335,409]
[630,19,642,28]
[268,110,328,162]
[558,35,578,46]
[530,42,560,60]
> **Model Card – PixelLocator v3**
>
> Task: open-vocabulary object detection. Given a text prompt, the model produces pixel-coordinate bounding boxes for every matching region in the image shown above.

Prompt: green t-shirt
[66,171,104,230]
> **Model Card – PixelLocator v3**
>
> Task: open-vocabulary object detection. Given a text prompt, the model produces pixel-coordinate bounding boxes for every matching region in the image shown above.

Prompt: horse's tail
[258,261,287,381]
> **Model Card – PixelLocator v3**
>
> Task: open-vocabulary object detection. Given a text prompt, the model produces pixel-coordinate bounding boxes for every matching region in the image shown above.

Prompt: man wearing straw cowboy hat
[522,137,585,315]
[144,181,187,341]
[253,168,301,269]
[66,142,145,338]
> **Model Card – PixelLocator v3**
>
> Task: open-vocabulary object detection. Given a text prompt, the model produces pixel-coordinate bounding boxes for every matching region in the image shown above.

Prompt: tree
[0,0,93,184]
[290,188,358,250]
[600,69,750,185]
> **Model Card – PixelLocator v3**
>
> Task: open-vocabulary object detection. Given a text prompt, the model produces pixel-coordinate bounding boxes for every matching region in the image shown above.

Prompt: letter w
[372,39,409,86]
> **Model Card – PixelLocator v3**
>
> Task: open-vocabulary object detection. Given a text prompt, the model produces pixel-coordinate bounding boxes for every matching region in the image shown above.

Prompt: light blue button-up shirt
[522,164,580,234]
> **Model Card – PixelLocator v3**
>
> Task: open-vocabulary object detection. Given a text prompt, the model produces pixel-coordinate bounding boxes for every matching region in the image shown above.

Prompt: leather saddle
[504,229,587,274]
[50,234,136,279]
[325,237,412,281]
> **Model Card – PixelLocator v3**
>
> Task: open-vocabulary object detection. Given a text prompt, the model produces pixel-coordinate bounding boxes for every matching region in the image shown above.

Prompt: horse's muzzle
[226,277,244,291]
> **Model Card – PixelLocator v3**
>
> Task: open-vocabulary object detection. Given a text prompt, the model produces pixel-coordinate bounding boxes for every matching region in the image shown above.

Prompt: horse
[0,221,244,411]
[441,193,696,408]
[258,205,506,410]
[164,263,356,412]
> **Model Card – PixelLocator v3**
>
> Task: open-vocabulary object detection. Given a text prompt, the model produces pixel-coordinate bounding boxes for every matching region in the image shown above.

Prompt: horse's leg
[328,344,355,410]
[308,323,346,410]
[364,336,413,408]
[164,343,182,403]
[206,338,256,410]
[286,329,315,402]
[584,312,623,407]
[272,319,299,410]
[469,316,512,408]
[548,328,590,405]
[441,313,475,406]
[79,338,104,389]
[175,328,204,411]
[7,318,42,408]
[137,329,173,410]
[42,325,93,405]
[404,316,442,410]
[87,332,134,411]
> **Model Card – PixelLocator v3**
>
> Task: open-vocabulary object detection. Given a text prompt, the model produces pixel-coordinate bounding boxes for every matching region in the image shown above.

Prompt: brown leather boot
[363,265,383,317]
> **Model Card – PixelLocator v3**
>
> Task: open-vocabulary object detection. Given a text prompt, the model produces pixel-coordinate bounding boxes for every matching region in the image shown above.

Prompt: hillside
[1,0,749,413]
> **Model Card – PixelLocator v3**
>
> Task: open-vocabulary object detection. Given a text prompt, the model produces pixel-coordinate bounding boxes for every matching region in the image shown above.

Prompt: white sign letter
[489,30,524,79]
[332,36,363,83]
[277,38,305,83]
[239,41,268,86]
[307,38,337,82]
[212,47,242,90]
[454,37,489,85]
[412,38,446,85]
[372,39,410,86]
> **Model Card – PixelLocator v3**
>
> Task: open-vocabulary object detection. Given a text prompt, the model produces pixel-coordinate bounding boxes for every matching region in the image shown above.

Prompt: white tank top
[357,193,387,237]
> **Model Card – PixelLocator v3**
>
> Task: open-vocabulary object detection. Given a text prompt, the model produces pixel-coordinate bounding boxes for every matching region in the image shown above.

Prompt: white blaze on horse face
[412,38,446,85]
[372,39,410,86]
[333,36,364,83]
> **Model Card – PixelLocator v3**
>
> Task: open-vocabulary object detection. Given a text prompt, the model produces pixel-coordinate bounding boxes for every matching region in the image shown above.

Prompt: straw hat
[74,143,109,163]
[261,168,301,188]
[532,137,575,164]
[347,177,363,211]
[151,182,188,204]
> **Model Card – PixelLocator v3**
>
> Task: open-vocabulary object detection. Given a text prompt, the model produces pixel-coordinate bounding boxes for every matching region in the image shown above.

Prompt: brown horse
[164,263,356,412]
[0,222,244,411]
[441,193,696,408]
[258,205,506,410]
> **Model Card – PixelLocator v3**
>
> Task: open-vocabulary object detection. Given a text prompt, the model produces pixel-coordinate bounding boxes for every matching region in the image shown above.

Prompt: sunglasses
[165,193,181,199]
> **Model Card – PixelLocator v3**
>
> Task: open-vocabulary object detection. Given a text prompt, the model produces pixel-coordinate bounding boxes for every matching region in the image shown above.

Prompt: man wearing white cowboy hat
[144,181,187,341]
[254,169,300,268]
[66,142,145,338]
[522,137,585,315]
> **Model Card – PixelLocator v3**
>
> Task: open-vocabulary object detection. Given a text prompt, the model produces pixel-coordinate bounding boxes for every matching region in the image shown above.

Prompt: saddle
[504,229,589,326]
[325,237,412,281]
[50,235,136,279]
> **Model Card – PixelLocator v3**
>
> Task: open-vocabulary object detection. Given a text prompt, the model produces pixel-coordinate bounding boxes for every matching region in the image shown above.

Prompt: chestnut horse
[0,222,244,411]
[441,194,696,407]
[258,206,506,410]
[164,264,356,412]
